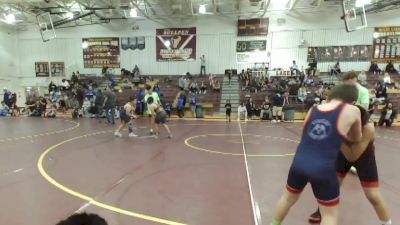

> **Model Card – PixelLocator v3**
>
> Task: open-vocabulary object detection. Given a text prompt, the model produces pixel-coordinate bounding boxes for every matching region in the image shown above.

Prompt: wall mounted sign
[238,18,269,36]
[236,40,267,52]
[121,37,145,51]
[50,62,65,77]
[307,45,372,62]
[372,27,400,62]
[35,62,49,77]
[156,28,196,61]
[82,37,120,68]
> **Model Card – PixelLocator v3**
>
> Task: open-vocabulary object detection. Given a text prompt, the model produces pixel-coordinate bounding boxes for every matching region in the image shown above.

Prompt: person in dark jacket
[378,102,397,127]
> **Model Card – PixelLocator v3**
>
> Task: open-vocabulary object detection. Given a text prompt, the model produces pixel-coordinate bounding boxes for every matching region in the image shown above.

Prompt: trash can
[284,106,295,121]
[195,105,204,118]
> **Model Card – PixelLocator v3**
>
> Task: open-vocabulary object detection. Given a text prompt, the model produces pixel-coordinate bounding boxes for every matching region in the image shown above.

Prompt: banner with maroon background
[156,28,196,61]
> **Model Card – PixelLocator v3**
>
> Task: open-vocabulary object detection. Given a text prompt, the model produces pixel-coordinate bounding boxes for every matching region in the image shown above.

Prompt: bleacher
[114,75,224,116]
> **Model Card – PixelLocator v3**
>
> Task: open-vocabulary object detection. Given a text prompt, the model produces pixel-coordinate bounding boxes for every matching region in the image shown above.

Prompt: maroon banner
[156,28,196,61]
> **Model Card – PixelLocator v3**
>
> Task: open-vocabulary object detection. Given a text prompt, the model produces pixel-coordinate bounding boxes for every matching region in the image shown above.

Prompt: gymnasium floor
[0,117,399,225]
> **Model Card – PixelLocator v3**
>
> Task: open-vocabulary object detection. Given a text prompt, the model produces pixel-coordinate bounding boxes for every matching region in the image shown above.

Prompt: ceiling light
[5,13,15,24]
[82,41,89,49]
[199,5,206,14]
[130,8,138,17]
[355,0,372,7]
[66,12,74,19]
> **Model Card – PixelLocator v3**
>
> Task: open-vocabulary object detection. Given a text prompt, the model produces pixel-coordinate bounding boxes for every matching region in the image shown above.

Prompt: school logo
[308,119,332,140]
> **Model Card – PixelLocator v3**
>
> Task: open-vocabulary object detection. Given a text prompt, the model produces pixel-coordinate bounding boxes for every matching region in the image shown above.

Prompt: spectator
[290,60,301,75]
[358,71,367,86]
[56,213,108,225]
[3,88,12,108]
[0,101,9,116]
[25,97,37,116]
[260,97,272,121]
[385,61,398,74]
[39,97,47,117]
[132,65,140,77]
[227,70,232,85]
[330,61,341,76]
[102,86,116,125]
[58,92,69,118]
[71,72,79,84]
[153,83,161,94]
[246,97,256,120]
[225,99,232,122]
[49,81,57,93]
[61,79,70,91]
[10,92,18,116]
[189,81,199,94]
[272,92,285,122]
[177,93,185,118]
[200,55,206,76]
[178,76,185,90]
[237,102,248,121]
[189,93,197,118]
[208,73,215,87]
[164,102,172,118]
[299,72,305,87]
[374,83,387,104]
[44,99,56,118]
[378,102,397,127]
[383,72,392,86]
[76,85,85,108]
[369,62,382,74]
[297,86,307,103]
[200,81,207,94]
[82,97,91,117]
[213,80,221,92]
[307,59,317,77]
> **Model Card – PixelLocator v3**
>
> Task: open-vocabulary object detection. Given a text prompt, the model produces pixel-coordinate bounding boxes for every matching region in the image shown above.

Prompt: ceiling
[0,0,399,28]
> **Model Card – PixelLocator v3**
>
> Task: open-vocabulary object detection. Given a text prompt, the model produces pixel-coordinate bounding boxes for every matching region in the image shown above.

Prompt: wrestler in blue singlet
[286,102,348,206]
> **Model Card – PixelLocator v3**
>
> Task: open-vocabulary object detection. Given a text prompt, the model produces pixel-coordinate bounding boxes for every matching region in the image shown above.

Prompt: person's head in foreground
[56,213,108,225]
[341,71,359,85]
[328,83,359,104]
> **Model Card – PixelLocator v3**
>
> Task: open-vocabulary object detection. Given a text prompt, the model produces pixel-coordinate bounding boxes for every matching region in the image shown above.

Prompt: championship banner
[156,28,196,61]
[121,37,145,51]
[35,62,49,77]
[307,45,372,62]
[50,62,65,77]
[82,38,120,68]
[373,27,400,62]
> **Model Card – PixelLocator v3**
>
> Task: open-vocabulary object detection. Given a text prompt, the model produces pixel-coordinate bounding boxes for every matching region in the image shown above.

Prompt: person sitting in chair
[385,61,398,74]
[237,102,248,121]
[369,62,382,74]
[330,62,341,76]
[307,59,317,77]
[290,60,301,75]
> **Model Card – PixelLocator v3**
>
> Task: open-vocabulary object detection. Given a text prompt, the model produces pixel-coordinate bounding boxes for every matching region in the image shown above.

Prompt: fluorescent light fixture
[273,0,290,10]
[66,12,74,19]
[355,0,372,7]
[130,8,138,17]
[373,32,379,38]
[82,41,89,49]
[199,5,206,14]
[5,13,15,24]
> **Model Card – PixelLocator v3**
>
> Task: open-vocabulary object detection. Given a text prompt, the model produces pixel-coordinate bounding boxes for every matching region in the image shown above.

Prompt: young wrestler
[271,84,362,225]
[114,97,138,138]
[147,96,172,139]
[308,106,392,225]
[144,84,161,134]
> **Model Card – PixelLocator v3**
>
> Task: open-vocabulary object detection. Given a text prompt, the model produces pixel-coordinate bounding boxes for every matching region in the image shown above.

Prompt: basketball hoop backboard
[36,12,56,42]
[343,0,368,32]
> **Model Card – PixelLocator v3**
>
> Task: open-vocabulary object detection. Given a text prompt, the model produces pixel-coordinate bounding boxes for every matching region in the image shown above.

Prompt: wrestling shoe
[308,210,321,223]
[128,133,138,137]
[114,132,122,137]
